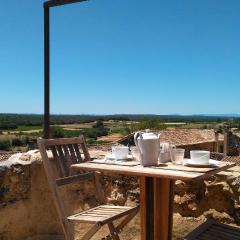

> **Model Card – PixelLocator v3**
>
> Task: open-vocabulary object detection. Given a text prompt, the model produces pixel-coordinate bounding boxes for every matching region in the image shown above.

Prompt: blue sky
[0,0,239,115]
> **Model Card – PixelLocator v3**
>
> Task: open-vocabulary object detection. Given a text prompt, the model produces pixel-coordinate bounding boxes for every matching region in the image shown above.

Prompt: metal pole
[44,6,50,139]
[43,0,88,139]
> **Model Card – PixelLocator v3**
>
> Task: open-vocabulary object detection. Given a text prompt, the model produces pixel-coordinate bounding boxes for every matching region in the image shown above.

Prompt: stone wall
[1,151,240,240]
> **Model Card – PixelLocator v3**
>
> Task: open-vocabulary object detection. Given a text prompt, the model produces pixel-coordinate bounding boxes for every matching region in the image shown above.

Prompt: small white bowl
[190,150,210,165]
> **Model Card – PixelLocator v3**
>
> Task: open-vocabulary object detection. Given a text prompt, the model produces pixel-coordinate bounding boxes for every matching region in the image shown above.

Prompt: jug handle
[134,132,143,156]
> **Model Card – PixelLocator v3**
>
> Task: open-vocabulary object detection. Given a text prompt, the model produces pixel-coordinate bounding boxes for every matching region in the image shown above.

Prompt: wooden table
[72,161,235,240]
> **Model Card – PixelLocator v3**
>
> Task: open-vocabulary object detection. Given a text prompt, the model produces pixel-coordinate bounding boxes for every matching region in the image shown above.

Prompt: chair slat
[50,146,64,178]
[62,145,72,169]
[68,144,78,164]
[56,145,69,176]
[185,219,240,240]
[80,139,91,162]
[73,144,82,162]
[68,205,139,224]
[213,224,240,236]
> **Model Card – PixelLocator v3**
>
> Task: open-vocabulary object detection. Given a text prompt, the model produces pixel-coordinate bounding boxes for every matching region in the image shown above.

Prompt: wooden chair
[37,136,139,240]
[184,218,240,240]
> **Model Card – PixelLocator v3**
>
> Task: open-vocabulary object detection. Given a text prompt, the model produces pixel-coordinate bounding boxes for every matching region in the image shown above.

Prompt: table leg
[140,176,175,240]
[154,178,175,240]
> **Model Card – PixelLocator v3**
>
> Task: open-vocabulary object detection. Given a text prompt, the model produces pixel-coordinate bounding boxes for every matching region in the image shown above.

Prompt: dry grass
[0,134,16,140]
[97,133,123,142]
[58,123,94,130]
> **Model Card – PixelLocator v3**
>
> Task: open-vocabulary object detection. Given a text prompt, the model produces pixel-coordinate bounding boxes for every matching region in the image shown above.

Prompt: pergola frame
[42,2,173,240]
[43,0,88,138]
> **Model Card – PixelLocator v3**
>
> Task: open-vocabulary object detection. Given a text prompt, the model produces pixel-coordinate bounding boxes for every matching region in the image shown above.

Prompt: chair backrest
[38,136,91,179]
[37,136,93,239]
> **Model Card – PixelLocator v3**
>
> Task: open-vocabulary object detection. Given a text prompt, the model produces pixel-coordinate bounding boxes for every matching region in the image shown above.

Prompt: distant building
[118,129,225,157]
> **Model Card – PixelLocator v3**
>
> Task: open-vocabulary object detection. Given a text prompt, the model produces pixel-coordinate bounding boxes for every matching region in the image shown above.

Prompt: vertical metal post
[44,6,50,138]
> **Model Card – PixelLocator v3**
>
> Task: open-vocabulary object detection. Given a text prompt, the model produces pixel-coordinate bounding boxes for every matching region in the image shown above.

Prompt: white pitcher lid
[138,129,160,140]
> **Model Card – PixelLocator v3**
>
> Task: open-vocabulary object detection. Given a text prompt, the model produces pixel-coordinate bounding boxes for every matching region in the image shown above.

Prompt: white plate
[105,154,133,161]
[185,159,220,167]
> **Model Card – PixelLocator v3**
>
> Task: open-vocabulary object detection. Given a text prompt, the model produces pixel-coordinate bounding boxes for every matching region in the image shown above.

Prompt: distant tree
[93,120,104,129]
[137,119,166,131]
[51,126,65,138]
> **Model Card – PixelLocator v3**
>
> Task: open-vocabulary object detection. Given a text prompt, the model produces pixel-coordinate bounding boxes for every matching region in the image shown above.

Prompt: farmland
[0,113,240,152]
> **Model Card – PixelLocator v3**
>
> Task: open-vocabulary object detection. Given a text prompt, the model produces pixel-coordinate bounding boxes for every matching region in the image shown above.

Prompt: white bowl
[190,150,210,164]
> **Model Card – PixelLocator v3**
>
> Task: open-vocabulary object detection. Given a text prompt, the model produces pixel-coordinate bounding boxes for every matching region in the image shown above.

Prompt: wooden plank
[91,159,140,166]
[56,145,69,176]
[50,146,64,178]
[43,137,83,147]
[81,136,91,162]
[94,173,106,204]
[108,222,120,240]
[71,162,235,181]
[184,219,217,240]
[68,205,138,225]
[56,173,94,186]
[73,144,82,162]
[62,145,71,163]
[68,144,77,163]
[154,178,175,240]
[149,162,229,173]
[168,180,174,240]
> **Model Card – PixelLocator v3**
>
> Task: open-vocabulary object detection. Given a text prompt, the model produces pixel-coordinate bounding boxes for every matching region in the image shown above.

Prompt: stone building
[118,129,225,157]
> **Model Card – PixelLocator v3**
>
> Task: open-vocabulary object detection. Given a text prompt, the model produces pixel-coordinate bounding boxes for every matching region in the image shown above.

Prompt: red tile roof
[159,129,224,146]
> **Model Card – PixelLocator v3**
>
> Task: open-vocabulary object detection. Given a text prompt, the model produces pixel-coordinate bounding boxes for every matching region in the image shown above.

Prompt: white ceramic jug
[134,130,161,166]
[159,143,176,163]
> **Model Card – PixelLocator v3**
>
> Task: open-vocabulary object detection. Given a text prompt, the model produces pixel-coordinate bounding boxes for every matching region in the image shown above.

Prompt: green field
[0,113,239,152]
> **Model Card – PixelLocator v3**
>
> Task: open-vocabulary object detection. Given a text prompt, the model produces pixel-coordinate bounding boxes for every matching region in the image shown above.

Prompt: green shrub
[110,127,131,136]
[63,130,81,138]
[83,128,108,140]
[12,138,23,147]
[51,126,65,138]
[93,120,104,129]
[0,139,11,150]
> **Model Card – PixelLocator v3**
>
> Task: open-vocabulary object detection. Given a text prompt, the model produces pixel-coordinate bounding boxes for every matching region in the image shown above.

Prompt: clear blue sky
[0,0,239,115]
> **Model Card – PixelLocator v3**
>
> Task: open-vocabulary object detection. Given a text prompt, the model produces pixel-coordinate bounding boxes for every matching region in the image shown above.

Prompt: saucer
[185,159,220,167]
[105,154,133,161]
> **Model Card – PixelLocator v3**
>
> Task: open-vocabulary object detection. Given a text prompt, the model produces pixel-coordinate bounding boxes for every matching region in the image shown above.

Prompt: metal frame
[44,0,88,138]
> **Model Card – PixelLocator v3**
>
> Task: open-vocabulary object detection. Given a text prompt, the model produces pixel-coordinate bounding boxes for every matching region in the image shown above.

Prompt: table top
[71,160,235,181]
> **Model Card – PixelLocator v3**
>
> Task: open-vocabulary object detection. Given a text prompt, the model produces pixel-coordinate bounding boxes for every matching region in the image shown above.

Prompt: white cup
[171,148,185,165]
[190,150,210,165]
[131,147,140,161]
[112,146,129,160]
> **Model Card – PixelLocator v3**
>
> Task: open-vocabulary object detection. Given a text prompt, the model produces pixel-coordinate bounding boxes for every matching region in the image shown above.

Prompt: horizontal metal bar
[44,0,88,8]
